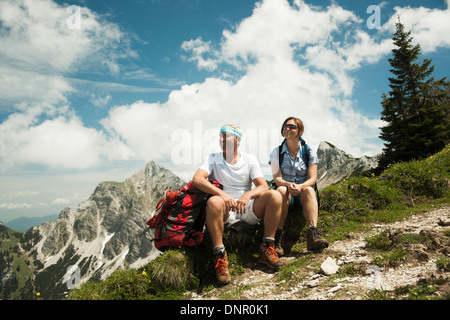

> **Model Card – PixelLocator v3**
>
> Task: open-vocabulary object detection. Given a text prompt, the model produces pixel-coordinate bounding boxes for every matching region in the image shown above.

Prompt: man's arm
[192,168,222,195]
[235,177,268,214]
[192,168,236,212]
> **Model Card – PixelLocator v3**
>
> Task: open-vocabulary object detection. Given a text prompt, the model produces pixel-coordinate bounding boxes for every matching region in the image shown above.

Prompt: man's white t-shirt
[199,152,264,199]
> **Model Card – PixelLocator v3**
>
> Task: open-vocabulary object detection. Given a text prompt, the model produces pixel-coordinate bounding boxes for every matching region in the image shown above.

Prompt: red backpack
[147,180,220,250]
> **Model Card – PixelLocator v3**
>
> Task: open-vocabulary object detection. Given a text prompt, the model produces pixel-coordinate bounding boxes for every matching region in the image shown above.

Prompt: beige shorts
[225,198,261,226]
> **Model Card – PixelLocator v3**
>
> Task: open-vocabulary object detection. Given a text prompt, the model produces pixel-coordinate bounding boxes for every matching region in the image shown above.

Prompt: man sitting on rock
[192,124,283,285]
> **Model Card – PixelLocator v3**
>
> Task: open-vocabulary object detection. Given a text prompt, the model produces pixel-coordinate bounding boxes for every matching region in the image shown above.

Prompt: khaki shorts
[225,198,261,226]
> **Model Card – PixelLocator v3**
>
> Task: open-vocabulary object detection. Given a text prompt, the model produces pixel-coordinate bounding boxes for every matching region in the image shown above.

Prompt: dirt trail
[190,206,450,300]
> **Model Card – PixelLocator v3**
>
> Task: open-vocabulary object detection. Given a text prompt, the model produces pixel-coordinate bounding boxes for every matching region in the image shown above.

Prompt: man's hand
[219,192,236,213]
[235,193,251,215]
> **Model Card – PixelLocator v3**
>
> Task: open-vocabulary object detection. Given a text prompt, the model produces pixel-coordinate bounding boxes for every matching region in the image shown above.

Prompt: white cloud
[0,0,136,170]
[103,0,389,161]
[0,0,133,75]
[1,0,449,173]
[51,198,71,205]
[0,203,33,210]
[382,1,450,53]
[1,190,40,199]
[91,94,112,107]
[0,107,132,169]
[122,68,186,87]
[181,37,220,71]
[0,67,74,108]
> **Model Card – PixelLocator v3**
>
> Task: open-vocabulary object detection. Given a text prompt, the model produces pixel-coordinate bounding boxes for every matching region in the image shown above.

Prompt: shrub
[365,230,392,250]
[372,248,407,268]
[66,269,156,300]
[148,250,197,290]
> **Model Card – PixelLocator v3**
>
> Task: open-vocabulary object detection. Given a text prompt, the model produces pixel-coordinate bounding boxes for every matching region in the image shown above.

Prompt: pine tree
[378,17,450,169]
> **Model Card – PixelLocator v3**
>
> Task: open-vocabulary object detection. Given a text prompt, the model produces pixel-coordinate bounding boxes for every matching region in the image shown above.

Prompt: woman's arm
[296,163,318,190]
[270,161,291,188]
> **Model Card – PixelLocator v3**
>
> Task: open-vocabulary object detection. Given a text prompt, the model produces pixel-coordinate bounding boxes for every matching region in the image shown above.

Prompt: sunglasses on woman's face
[283,124,297,130]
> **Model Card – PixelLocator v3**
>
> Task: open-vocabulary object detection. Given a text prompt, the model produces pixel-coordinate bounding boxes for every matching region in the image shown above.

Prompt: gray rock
[365,265,381,275]
[321,257,340,276]
[306,278,320,288]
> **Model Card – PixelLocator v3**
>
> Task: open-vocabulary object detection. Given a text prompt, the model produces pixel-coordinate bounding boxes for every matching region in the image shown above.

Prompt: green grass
[365,230,392,250]
[66,250,200,300]
[435,257,450,272]
[372,248,408,268]
[0,227,35,298]
[318,144,449,243]
[366,277,449,300]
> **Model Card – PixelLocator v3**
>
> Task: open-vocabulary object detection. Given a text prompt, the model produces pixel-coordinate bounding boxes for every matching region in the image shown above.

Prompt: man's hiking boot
[306,226,329,251]
[259,242,282,270]
[274,229,285,257]
[213,251,231,285]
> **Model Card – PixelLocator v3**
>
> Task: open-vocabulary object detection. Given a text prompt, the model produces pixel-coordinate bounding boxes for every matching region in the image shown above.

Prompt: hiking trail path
[189,206,450,300]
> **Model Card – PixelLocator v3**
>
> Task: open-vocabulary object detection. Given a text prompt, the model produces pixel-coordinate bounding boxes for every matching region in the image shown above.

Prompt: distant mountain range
[3,214,59,232]
[0,141,378,299]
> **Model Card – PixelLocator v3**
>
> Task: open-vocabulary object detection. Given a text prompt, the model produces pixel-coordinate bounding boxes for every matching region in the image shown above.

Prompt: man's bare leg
[253,189,282,238]
[205,195,231,284]
[205,196,227,248]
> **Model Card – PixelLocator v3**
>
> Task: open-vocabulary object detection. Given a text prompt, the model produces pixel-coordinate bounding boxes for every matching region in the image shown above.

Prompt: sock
[212,245,225,256]
[307,220,316,228]
[262,237,275,246]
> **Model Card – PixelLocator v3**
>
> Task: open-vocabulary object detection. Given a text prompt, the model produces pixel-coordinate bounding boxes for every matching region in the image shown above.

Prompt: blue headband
[220,126,242,138]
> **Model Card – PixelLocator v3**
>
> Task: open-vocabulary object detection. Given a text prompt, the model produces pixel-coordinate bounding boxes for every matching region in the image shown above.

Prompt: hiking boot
[274,229,285,257]
[213,251,231,285]
[259,242,282,270]
[306,226,329,251]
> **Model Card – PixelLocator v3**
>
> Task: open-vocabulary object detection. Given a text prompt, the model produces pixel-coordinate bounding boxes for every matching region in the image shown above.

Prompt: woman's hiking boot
[213,251,231,285]
[258,241,282,270]
[274,228,285,257]
[306,226,329,251]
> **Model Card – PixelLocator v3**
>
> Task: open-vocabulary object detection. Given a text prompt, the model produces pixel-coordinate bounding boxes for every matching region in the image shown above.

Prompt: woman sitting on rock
[269,116,328,255]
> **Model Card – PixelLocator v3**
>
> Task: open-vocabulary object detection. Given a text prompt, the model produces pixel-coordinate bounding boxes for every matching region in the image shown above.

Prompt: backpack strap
[278,137,310,168]
[300,137,309,166]
[277,137,320,208]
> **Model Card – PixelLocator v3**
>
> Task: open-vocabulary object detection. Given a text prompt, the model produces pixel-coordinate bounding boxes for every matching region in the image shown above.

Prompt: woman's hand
[288,183,302,196]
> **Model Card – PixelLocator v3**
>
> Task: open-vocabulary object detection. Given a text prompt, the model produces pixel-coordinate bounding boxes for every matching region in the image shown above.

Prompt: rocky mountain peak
[18,160,185,299]
[316,141,379,189]
[318,141,337,150]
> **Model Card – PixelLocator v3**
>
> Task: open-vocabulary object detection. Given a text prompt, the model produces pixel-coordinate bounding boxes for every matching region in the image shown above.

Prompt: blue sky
[0,0,449,222]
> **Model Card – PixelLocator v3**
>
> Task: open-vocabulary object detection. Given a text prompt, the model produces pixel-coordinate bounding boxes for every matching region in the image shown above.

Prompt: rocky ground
[189,206,450,300]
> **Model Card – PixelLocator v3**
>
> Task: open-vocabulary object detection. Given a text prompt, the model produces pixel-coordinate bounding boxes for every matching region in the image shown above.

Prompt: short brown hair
[281,117,304,138]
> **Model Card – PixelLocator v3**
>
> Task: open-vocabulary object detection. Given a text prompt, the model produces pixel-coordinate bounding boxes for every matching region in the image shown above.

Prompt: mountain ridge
[316,141,378,189]
[13,160,185,299]
[2,214,59,233]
